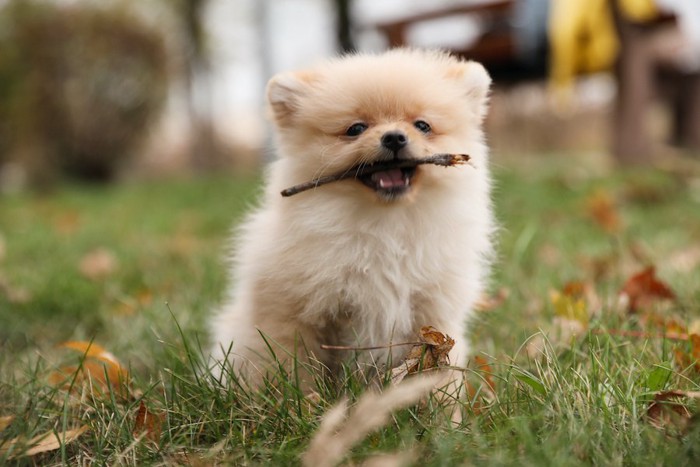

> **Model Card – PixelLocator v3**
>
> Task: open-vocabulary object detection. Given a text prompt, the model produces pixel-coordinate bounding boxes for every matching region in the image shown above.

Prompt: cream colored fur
[210,49,495,389]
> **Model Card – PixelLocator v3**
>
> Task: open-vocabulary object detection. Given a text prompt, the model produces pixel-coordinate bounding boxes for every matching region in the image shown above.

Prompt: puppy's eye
[345,123,368,137]
[414,120,431,134]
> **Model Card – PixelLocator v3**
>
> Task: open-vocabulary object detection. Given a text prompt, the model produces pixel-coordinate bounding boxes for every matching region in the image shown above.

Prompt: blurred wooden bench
[610,5,699,163]
[372,1,546,83]
[372,1,699,164]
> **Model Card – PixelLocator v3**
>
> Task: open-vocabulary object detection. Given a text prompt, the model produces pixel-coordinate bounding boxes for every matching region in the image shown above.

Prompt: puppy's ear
[266,71,315,126]
[446,61,492,117]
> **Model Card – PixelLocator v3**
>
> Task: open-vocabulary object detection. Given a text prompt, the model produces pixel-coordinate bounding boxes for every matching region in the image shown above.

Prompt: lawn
[1,152,700,465]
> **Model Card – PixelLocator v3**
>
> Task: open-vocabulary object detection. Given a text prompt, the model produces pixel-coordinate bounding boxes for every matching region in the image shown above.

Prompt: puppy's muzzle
[358,130,416,200]
[381,130,408,154]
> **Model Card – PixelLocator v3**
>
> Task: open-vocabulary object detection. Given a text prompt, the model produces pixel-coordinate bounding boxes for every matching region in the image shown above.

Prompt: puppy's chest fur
[295,230,425,365]
[287,209,460,348]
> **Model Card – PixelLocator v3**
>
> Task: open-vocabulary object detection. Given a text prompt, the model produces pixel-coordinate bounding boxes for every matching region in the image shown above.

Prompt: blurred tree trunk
[334,0,355,53]
[172,0,222,171]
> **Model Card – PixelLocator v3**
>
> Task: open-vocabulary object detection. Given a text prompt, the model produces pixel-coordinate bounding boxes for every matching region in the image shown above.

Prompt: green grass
[1,154,700,465]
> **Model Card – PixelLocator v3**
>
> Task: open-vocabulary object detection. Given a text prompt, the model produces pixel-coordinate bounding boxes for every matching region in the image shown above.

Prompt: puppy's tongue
[370,169,406,189]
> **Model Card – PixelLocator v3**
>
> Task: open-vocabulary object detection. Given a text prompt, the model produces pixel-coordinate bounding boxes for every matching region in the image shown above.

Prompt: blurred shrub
[0,1,168,184]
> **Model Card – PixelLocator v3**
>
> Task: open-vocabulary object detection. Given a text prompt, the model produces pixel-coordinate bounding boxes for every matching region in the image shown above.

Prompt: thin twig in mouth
[280,153,471,197]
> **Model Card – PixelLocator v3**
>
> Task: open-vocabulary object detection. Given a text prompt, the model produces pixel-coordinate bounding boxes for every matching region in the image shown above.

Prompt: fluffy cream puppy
[210,49,494,389]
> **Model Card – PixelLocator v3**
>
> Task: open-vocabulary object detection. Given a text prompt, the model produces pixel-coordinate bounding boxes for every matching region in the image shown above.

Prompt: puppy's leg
[413,297,472,424]
[431,328,468,425]
[211,304,326,392]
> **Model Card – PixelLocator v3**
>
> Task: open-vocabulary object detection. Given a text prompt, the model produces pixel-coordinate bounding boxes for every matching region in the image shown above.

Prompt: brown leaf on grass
[562,281,586,297]
[551,282,589,327]
[24,426,88,457]
[59,341,112,359]
[464,356,498,415]
[586,189,622,233]
[472,356,496,394]
[0,415,14,432]
[0,425,88,458]
[635,313,688,341]
[547,281,591,345]
[48,341,129,398]
[133,401,165,443]
[674,334,700,373]
[390,326,454,385]
[619,266,676,313]
[79,248,117,281]
[646,390,698,431]
[420,326,453,349]
[588,255,616,282]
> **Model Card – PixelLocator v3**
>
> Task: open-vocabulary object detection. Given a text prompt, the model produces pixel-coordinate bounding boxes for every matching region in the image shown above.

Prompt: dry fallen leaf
[619,266,675,313]
[0,425,88,459]
[465,356,497,414]
[551,283,589,327]
[587,254,616,282]
[0,415,14,432]
[59,341,112,359]
[586,189,622,233]
[79,248,117,281]
[472,356,496,394]
[674,334,700,373]
[546,281,590,344]
[646,390,698,431]
[133,401,165,443]
[48,341,129,398]
[390,326,454,385]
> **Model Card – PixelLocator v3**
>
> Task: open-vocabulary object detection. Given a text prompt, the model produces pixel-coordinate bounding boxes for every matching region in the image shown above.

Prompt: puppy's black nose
[381,131,408,152]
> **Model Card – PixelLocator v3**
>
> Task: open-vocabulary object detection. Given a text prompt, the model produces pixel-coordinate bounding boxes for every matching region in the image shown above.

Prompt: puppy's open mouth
[358,166,416,197]
[280,153,470,198]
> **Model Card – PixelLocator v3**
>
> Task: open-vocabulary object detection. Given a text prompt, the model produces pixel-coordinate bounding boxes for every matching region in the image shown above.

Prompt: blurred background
[0,0,699,190]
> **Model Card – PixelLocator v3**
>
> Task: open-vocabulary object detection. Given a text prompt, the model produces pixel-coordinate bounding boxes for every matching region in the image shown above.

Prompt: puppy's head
[267,49,491,202]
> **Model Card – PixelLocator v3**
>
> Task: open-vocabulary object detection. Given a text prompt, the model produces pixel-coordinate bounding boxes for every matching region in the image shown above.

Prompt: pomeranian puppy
[210,49,494,390]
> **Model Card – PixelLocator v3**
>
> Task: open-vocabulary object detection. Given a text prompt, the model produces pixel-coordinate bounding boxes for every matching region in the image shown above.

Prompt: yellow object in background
[549,0,620,110]
[619,0,659,23]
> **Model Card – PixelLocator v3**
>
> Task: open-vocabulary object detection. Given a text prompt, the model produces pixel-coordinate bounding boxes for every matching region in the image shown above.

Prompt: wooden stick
[280,153,471,197]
